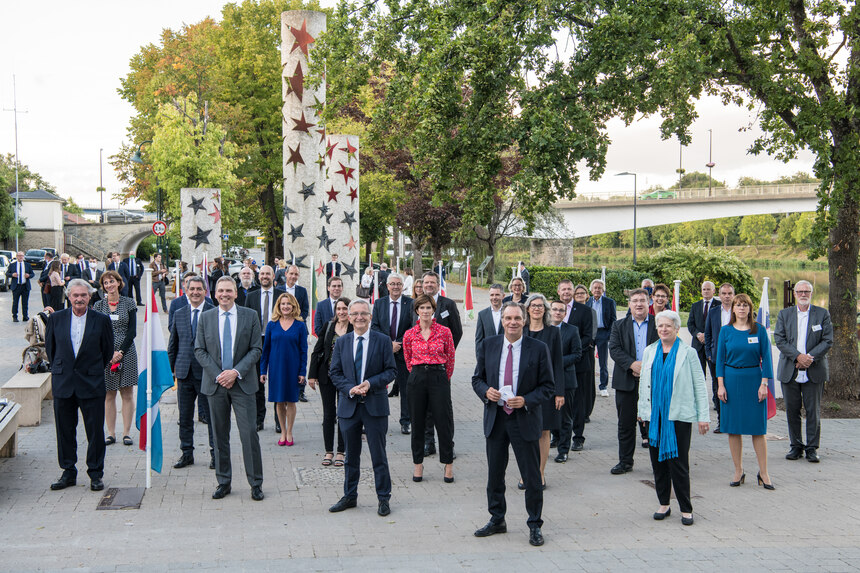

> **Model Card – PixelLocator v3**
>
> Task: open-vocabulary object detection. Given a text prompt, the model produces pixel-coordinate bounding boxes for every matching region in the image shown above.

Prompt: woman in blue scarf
[639,310,710,526]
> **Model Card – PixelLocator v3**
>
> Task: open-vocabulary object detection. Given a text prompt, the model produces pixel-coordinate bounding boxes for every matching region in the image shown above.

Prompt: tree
[791,212,816,247]
[738,214,776,253]
[396,185,461,276]
[712,217,739,248]
[358,171,404,260]
[0,153,57,243]
[777,213,801,246]
[63,196,84,215]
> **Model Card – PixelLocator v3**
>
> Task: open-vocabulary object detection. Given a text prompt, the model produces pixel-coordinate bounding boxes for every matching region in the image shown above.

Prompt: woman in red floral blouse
[403,293,456,483]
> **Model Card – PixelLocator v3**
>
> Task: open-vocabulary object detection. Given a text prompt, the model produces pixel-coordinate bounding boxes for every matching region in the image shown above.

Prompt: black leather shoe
[251,486,264,501]
[50,474,76,490]
[275,421,281,433]
[329,496,357,513]
[424,443,436,456]
[212,484,232,499]
[198,416,209,425]
[572,440,584,452]
[584,416,590,423]
[209,458,216,470]
[173,455,194,469]
[713,427,722,434]
[401,424,410,435]
[786,447,803,460]
[298,391,308,403]
[90,478,105,492]
[474,520,507,537]
[653,508,671,520]
[554,453,568,463]
[378,499,390,516]
[22,316,29,321]
[528,526,544,546]
[681,515,694,526]
[806,449,820,463]
[12,316,19,322]
[610,463,633,475]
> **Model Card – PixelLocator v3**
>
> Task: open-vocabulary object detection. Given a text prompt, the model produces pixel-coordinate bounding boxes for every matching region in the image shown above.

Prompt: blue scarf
[649,338,680,461]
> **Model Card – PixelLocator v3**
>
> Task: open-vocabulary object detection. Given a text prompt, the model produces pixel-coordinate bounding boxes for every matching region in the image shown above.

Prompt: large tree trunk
[486,238,496,285]
[410,234,425,277]
[826,190,860,399]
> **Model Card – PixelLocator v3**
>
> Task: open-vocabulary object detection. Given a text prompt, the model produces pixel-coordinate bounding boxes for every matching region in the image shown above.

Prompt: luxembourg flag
[438,261,446,297]
[757,277,777,420]
[136,287,175,476]
[464,257,474,320]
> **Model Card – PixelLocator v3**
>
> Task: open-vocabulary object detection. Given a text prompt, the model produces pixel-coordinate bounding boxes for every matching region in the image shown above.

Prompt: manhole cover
[295,466,374,487]
[97,487,145,510]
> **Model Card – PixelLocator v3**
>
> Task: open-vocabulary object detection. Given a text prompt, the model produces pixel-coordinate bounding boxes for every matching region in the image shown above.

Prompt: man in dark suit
[608,288,658,474]
[475,284,505,351]
[370,272,414,434]
[517,261,530,293]
[418,271,462,456]
[244,265,285,428]
[313,276,344,336]
[281,264,309,320]
[168,272,214,331]
[38,252,55,307]
[168,276,216,470]
[6,251,33,322]
[325,253,342,278]
[81,256,103,306]
[328,299,398,517]
[587,279,617,396]
[558,279,593,451]
[377,263,390,299]
[472,302,555,546]
[122,251,145,305]
[550,300,582,463]
[704,282,735,433]
[687,281,717,389]
[57,253,75,308]
[773,280,833,463]
[234,267,259,307]
[72,254,87,279]
[45,280,114,491]
[108,252,131,297]
[194,276,264,501]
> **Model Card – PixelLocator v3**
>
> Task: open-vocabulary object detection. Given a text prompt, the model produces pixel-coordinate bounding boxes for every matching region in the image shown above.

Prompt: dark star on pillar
[288,223,304,242]
[341,257,358,280]
[340,139,358,162]
[283,202,297,220]
[190,226,211,248]
[287,251,308,269]
[317,227,335,251]
[315,127,326,145]
[326,139,337,160]
[340,210,357,230]
[335,162,355,185]
[187,196,207,215]
[298,181,316,200]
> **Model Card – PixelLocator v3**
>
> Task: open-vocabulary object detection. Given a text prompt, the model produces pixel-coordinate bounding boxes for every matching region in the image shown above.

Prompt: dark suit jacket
[370,295,414,344]
[45,308,114,399]
[586,295,617,333]
[475,306,503,351]
[168,294,215,331]
[324,261,342,277]
[72,260,88,279]
[5,260,33,291]
[329,330,397,418]
[472,334,555,442]
[426,295,462,348]
[244,287,286,334]
[234,283,259,307]
[687,298,716,352]
[566,302,594,371]
[81,267,103,289]
[59,263,74,286]
[377,270,390,298]
[122,257,144,281]
[704,304,729,361]
[608,315,658,392]
[284,284,309,320]
[194,305,262,395]
[108,261,132,295]
[557,322,583,390]
[773,305,833,384]
[314,298,339,336]
[308,321,354,386]
[168,300,214,380]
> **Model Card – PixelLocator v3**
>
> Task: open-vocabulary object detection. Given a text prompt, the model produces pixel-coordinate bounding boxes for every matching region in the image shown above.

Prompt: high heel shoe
[729,472,746,487]
[443,465,454,483]
[413,465,423,482]
[757,472,775,490]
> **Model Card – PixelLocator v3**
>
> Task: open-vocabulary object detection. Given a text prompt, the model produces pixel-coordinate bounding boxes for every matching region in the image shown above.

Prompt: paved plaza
[1,283,858,572]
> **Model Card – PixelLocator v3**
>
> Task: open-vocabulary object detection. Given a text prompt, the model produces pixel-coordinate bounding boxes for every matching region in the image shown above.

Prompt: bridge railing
[558,182,820,203]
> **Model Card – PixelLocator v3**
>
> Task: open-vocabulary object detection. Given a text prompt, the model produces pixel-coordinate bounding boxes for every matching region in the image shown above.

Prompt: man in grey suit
[773,280,833,463]
[475,284,504,352]
[194,276,264,501]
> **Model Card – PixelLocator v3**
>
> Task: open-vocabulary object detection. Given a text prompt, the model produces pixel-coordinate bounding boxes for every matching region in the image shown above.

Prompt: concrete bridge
[64,221,155,259]
[554,183,819,237]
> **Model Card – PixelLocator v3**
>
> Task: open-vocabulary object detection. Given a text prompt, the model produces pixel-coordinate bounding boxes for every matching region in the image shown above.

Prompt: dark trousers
[595,329,611,389]
[615,382,640,466]
[207,385,263,488]
[486,408,543,528]
[649,421,692,513]
[556,388,578,454]
[177,375,214,457]
[408,366,454,464]
[53,394,106,480]
[782,380,823,450]
[340,403,391,501]
[153,280,167,312]
[11,287,29,319]
[572,368,590,442]
[41,284,49,307]
[584,353,597,417]
[49,286,64,311]
[252,358,266,427]
[130,277,142,304]
[394,354,410,425]
[705,359,720,427]
[319,382,345,453]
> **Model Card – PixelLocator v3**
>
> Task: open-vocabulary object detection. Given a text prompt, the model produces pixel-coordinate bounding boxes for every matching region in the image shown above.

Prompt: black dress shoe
[554,453,568,463]
[378,499,390,516]
[256,423,264,432]
[50,474,76,490]
[198,416,208,425]
[298,391,308,403]
[653,508,671,520]
[212,484,232,499]
[90,478,105,491]
[329,496,357,513]
[424,443,436,456]
[806,449,820,463]
[474,520,507,537]
[22,316,29,321]
[173,455,194,469]
[786,447,803,460]
[681,515,694,526]
[12,316,19,322]
[209,458,216,470]
[401,424,410,435]
[275,421,281,433]
[713,427,722,434]
[528,527,544,546]
[251,486,264,501]
[572,440,584,452]
[584,416,590,423]
[610,462,633,475]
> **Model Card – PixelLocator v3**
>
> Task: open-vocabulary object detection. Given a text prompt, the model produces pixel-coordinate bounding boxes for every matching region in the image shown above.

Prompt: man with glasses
[773,281,833,463]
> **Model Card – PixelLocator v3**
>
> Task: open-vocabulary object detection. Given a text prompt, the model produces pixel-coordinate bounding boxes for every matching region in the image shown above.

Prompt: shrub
[529,266,651,305]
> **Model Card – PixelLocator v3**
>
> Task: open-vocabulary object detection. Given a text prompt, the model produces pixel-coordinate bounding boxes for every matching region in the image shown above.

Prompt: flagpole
[174,260,181,296]
[673,279,681,312]
[144,268,153,489]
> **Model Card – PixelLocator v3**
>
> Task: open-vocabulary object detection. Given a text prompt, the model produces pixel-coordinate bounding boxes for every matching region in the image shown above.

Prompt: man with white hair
[587,279,617,398]
[687,281,717,406]
[773,280,833,463]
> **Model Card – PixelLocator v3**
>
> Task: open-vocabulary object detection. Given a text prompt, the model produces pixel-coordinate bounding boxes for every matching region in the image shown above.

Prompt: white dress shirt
[491,308,502,334]
[259,288,275,324]
[498,335,523,395]
[352,330,370,385]
[720,306,731,327]
[71,311,87,357]
[218,304,238,359]
[796,308,810,383]
[564,301,573,323]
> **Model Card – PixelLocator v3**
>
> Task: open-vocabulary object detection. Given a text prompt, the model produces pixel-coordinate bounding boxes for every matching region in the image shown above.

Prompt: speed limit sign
[152,220,168,236]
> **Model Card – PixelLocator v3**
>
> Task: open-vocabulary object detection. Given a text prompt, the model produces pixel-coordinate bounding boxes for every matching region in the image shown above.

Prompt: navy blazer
[45,308,115,400]
[329,330,397,418]
[704,304,728,361]
[687,298,717,352]
[168,300,214,380]
[314,298,338,336]
[370,295,414,344]
[168,294,215,331]
[108,261,132,295]
[5,260,33,292]
[290,284,310,320]
[475,306,503,351]
[586,295,617,333]
[557,322,583,390]
[122,257,144,280]
[608,315,658,392]
[565,301,594,370]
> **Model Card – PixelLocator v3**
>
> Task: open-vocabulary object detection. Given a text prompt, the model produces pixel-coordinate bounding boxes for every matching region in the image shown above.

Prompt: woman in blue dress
[716,293,775,490]
[260,292,307,446]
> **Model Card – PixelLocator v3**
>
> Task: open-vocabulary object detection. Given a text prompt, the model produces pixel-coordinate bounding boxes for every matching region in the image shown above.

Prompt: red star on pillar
[316,127,326,145]
[348,187,358,202]
[289,20,316,57]
[291,111,315,133]
[340,139,358,162]
[326,186,339,202]
[335,162,355,185]
[211,190,221,202]
[344,236,357,250]
[284,62,304,102]
[326,138,337,160]
[208,204,221,224]
[286,144,304,169]
[316,261,325,276]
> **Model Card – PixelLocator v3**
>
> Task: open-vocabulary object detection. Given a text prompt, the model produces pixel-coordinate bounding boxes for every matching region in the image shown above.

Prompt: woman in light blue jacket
[638,310,710,526]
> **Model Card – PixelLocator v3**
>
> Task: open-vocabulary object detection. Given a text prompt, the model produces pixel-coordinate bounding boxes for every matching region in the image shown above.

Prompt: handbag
[356,284,371,298]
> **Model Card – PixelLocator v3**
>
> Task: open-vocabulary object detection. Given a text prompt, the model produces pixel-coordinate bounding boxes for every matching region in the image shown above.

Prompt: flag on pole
[464,257,474,320]
[438,260,446,297]
[601,266,606,284]
[672,280,681,312]
[135,285,174,476]
[174,261,183,297]
[200,252,210,297]
[372,269,379,303]
[757,277,777,420]
[310,256,318,336]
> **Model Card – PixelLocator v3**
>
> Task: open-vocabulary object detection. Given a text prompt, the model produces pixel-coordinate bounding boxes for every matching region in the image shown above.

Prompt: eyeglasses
[348,312,370,317]
[795,290,812,295]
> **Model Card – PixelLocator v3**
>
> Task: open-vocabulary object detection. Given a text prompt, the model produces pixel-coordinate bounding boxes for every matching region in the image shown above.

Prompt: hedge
[529,266,651,305]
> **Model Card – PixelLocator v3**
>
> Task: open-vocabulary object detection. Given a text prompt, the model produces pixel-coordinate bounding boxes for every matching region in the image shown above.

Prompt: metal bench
[0,402,22,457]
[1,370,52,426]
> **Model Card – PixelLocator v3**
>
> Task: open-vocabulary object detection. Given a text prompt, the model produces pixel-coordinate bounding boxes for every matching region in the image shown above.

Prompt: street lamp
[98,148,105,222]
[706,129,716,197]
[130,140,166,262]
[616,171,638,265]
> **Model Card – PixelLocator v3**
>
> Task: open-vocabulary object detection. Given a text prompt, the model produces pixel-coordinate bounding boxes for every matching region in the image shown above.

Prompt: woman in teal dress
[260,292,307,447]
[716,293,775,490]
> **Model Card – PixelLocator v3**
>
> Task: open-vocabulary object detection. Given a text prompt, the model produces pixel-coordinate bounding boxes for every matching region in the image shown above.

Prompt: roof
[10,189,64,202]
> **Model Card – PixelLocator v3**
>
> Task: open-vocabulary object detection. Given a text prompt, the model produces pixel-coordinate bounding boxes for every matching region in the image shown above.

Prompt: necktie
[19,263,23,281]
[221,311,233,370]
[503,343,514,415]
[354,335,364,384]
[191,309,199,340]
[703,300,709,320]
[390,301,398,340]
[262,291,270,326]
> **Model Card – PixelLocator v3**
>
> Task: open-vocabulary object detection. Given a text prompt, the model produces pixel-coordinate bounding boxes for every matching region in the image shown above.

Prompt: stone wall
[529,238,575,267]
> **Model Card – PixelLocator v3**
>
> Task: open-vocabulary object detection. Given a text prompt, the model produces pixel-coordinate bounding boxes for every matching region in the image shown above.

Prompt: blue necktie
[191,309,199,340]
[222,311,233,370]
[354,335,364,384]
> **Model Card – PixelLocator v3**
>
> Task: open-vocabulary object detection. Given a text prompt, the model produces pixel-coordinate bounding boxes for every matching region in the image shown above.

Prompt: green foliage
[62,196,84,215]
[358,171,405,252]
[738,214,777,248]
[529,266,651,306]
[634,244,757,311]
[0,153,56,241]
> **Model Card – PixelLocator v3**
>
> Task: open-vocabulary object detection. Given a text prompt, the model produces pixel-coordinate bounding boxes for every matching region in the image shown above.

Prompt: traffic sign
[152,220,168,236]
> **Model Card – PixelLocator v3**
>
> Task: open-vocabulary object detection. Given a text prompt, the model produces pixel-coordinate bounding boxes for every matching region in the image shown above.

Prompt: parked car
[104,209,144,223]
[0,249,14,261]
[226,258,244,280]
[0,254,9,292]
[24,249,47,269]
[40,247,58,257]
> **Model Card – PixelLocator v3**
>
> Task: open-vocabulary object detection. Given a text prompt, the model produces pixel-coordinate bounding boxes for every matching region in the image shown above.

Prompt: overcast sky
[0,1,814,210]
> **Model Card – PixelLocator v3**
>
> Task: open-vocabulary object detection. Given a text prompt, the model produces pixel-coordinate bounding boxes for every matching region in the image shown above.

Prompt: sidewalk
[0,284,858,572]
